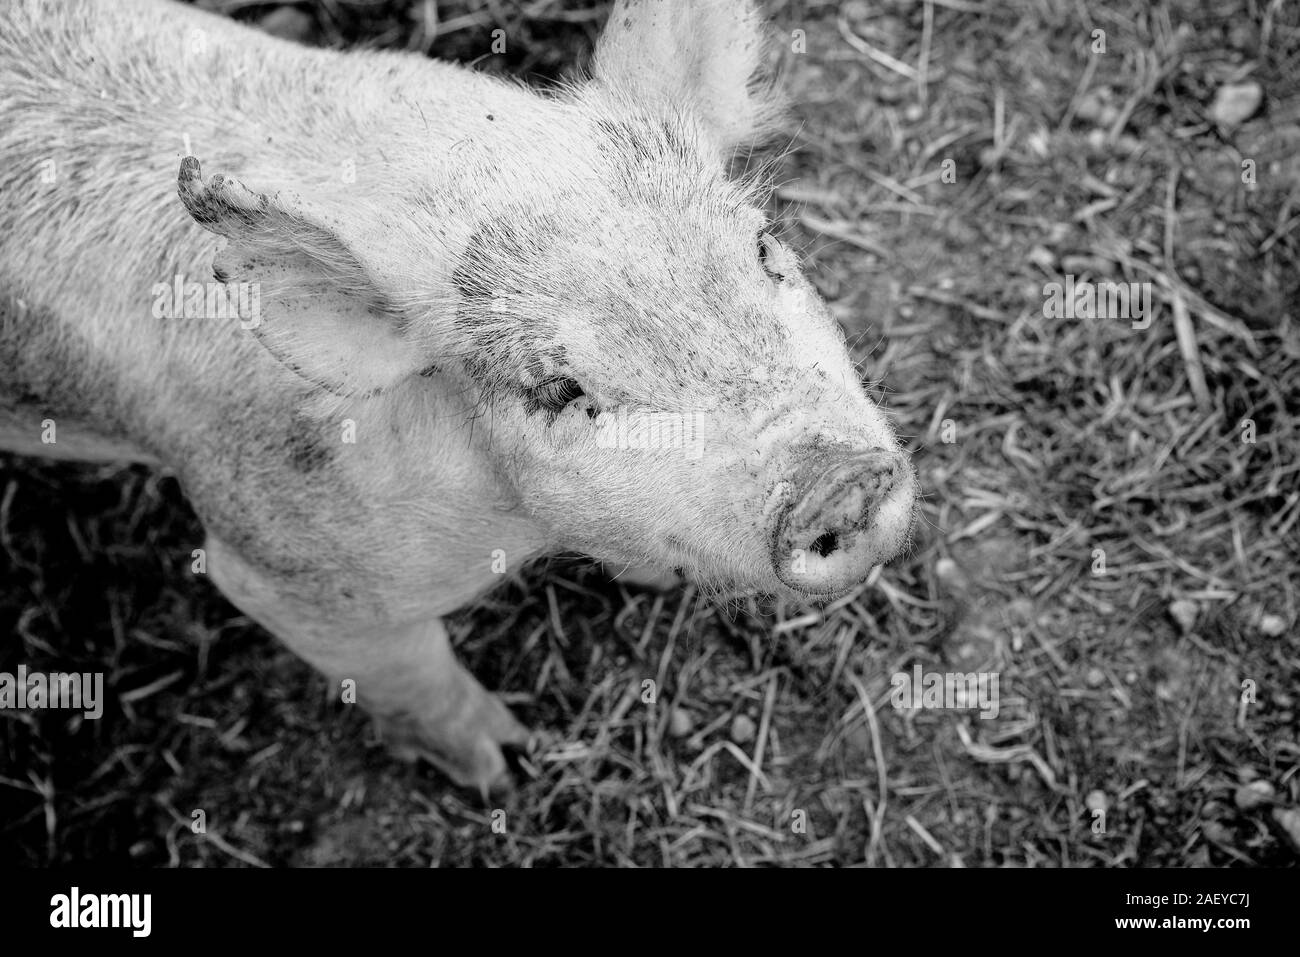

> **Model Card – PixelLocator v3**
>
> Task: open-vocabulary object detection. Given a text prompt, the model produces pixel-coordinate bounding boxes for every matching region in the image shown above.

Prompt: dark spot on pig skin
[595,119,698,183]
[595,118,627,144]
[285,411,333,473]
[1,293,121,425]
[486,114,494,121]
[451,213,572,409]
[596,119,652,158]
[657,122,693,159]
[519,391,544,418]
[451,218,529,309]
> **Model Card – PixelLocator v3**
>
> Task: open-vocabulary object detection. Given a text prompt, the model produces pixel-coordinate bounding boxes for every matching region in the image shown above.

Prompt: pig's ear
[591,0,783,155]
[177,156,433,397]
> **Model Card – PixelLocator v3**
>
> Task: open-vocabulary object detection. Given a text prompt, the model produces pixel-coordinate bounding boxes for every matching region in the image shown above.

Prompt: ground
[2,0,1297,867]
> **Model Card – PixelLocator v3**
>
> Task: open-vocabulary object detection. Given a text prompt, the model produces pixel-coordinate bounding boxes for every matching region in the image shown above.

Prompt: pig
[0,0,918,793]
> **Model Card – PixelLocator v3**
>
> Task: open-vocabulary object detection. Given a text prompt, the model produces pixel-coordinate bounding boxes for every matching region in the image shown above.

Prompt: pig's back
[0,0,522,463]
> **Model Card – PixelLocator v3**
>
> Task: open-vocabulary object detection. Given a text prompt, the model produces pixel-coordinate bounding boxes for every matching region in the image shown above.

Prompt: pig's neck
[101,2,463,199]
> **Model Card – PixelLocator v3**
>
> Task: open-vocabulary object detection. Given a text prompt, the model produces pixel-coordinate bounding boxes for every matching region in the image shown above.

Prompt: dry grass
[1,0,1297,867]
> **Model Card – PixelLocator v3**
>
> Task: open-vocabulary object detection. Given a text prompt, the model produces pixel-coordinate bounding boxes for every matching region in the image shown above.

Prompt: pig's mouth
[769,449,917,598]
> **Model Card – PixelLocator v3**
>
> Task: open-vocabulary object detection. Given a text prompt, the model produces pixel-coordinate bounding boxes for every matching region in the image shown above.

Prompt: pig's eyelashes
[529,376,587,415]
[757,231,785,282]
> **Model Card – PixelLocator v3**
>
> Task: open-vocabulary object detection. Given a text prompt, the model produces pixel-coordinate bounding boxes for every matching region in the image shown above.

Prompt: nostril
[809,530,839,557]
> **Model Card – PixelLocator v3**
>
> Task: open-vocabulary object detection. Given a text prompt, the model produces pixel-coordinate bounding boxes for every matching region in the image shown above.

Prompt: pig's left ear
[591,0,784,155]
[177,156,438,397]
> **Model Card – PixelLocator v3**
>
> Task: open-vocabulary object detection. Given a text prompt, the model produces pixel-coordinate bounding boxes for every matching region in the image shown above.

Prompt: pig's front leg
[205,537,529,794]
[366,621,531,795]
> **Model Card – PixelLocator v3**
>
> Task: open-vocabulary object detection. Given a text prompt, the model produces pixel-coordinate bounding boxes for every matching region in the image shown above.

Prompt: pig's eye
[757,231,785,282]
[530,376,586,414]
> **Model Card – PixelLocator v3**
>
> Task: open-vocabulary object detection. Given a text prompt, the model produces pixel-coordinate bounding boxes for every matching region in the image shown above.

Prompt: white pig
[0,0,918,792]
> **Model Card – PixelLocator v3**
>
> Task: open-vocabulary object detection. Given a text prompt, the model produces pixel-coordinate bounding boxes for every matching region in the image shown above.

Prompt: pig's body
[1,0,917,791]
[2,0,553,611]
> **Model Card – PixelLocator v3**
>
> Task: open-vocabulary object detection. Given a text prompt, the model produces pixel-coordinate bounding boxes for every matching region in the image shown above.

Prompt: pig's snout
[772,449,914,596]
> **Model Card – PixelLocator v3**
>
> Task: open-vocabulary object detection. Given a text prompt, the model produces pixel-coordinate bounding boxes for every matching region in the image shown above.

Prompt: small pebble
[1168,599,1198,634]
[1114,134,1142,155]
[935,557,971,594]
[1210,81,1263,129]
[1258,614,1286,637]
[1201,820,1233,845]
[731,714,756,744]
[1227,23,1255,51]
[259,6,314,43]
[1233,781,1274,811]
[1085,790,1107,812]
[1075,89,1118,126]
[1027,245,1056,270]
[669,707,693,738]
[1272,806,1300,853]
[842,0,872,23]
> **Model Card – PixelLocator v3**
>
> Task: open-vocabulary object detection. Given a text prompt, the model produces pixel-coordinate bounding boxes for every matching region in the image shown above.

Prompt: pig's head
[178,0,917,599]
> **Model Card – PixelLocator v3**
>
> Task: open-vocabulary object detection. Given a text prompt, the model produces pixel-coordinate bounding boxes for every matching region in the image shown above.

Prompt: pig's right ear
[177,156,433,397]
[591,0,784,155]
